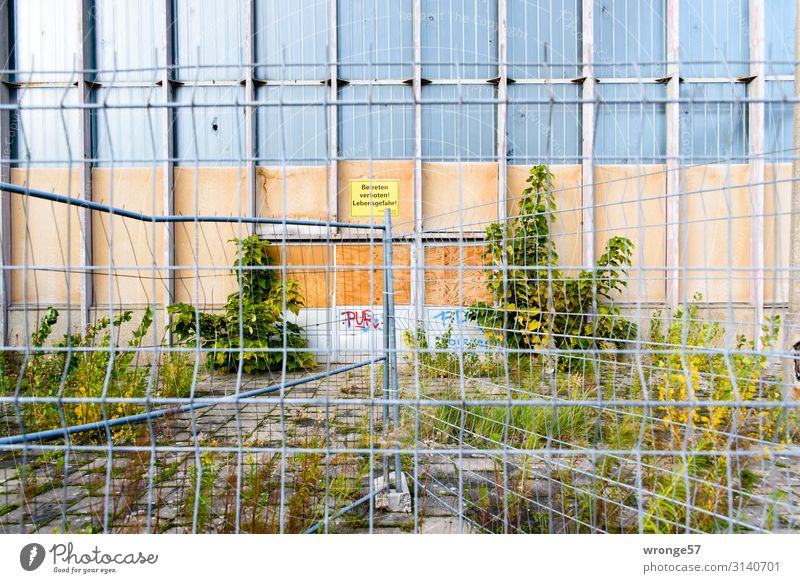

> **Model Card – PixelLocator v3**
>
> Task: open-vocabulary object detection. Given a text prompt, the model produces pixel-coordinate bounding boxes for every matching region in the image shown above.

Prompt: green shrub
[167,235,316,373]
[20,307,154,443]
[468,165,637,354]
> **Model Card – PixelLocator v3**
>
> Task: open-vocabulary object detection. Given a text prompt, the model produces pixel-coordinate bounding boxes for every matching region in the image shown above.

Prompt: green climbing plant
[167,235,316,373]
[468,164,637,353]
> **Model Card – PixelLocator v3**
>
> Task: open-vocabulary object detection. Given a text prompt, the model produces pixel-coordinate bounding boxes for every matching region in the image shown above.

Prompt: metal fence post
[383,208,403,491]
[382,211,391,487]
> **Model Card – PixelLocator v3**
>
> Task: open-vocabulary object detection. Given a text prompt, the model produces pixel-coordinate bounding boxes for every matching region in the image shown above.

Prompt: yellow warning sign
[350,180,400,217]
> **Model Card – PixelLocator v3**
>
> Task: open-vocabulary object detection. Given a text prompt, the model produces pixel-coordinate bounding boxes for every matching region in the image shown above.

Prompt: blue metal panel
[14,0,80,83]
[421,0,498,79]
[765,80,793,161]
[596,83,666,163]
[680,0,749,78]
[338,0,413,80]
[339,85,413,159]
[595,0,666,78]
[175,86,245,166]
[765,0,796,76]
[679,82,747,162]
[255,0,329,80]
[95,87,163,166]
[94,0,164,83]
[422,84,496,161]
[175,0,245,82]
[507,0,581,79]
[13,88,80,166]
[507,83,580,164]
[256,85,327,165]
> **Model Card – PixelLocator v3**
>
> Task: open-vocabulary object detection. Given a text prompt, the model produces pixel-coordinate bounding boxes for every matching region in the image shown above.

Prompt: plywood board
[594,165,667,304]
[10,168,82,306]
[337,161,414,234]
[256,165,331,221]
[91,168,166,306]
[335,244,411,306]
[265,245,332,309]
[764,164,791,305]
[422,162,498,232]
[424,245,491,306]
[174,167,249,306]
[507,164,583,269]
[681,165,752,304]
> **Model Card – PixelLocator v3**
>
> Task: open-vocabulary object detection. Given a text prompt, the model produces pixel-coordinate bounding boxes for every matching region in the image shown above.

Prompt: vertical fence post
[382,212,391,487]
[383,208,403,491]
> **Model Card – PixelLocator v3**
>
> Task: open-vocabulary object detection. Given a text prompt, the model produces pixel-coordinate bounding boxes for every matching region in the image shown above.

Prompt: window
[507,83,580,164]
[94,0,164,166]
[596,84,666,164]
[12,0,80,165]
[679,83,747,163]
[595,0,666,78]
[508,0,581,80]
[423,85,495,161]
[337,0,413,160]
[680,0,748,78]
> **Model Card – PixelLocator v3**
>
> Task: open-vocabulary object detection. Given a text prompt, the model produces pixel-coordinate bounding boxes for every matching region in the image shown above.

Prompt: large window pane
[175,87,244,166]
[13,88,80,166]
[255,0,328,80]
[14,0,80,83]
[339,86,413,159]
[508,0,581,79]
[422,85,495,161]
[595,0,666,78]
[596,84,666,164]
[679,83,747,162]
[96,87,163,166]
[95,0,164,83]
[257,86,327,165]
[765,0,795,76]
[421,0,498,79]
[507,83,580,164]
[338,0,413,80]
[765,81,793,161]
[175,0,245,81]
[680,0,748,78]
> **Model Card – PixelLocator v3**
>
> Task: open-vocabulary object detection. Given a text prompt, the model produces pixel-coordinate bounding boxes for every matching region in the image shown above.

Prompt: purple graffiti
[340,309,383,332]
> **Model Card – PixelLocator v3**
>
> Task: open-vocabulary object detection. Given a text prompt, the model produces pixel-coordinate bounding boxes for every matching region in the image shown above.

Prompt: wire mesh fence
[0,0,799,535]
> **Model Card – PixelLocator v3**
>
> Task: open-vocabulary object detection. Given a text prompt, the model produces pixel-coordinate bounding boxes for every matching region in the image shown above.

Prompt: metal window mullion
[245,0,256,222]
[78,0,93,328]
[665,0,680,313]
[749,0,765,344]
[163,0,175,334]
[497,0,507,224]
[328,0,337,224]
[412,0,424,326]
[0,0,10,343]
[581,0,595,268]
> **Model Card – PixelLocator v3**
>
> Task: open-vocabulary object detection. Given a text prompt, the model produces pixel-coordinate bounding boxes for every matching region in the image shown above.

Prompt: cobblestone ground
[1,367,798,534]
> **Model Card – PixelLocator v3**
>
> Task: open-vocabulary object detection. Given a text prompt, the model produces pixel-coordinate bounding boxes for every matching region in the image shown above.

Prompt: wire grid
[0,0,799,535]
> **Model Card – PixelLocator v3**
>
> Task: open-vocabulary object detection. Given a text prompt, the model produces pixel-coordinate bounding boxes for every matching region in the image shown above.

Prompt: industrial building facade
[0,0,795,356]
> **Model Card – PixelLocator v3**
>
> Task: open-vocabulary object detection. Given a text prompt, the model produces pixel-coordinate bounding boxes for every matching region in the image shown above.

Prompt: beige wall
[594,166,667,304]
[6,163,787,321]
[337,161,414,235]
[507,164,583,269]
[681,165,752,304]
[173,167,249,306]
[765,164,791,305]
[92,168,166,306]
[422,162,498,233]
[10,168,82,306]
